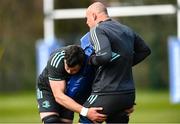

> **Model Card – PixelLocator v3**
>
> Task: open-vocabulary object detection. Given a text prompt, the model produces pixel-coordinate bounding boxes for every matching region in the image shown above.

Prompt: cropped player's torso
[90,19,136,94]
[37,47,70,92]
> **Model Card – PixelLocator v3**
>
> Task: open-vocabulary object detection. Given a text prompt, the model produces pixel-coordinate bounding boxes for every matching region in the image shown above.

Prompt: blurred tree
[54,0,91,45]
[0,0,43,91]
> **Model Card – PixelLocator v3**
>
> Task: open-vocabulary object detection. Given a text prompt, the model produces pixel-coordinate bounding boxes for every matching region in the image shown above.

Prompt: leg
[40,111,73,124]
[79,93,135,123]
[106,111,129,124]
[59,107,74,123]
[36,89,73,123]
[42,114,63,124]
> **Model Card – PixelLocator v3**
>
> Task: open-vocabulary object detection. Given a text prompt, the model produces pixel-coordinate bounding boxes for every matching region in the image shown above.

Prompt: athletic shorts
[36,88,74,120]
[79,92,135,123]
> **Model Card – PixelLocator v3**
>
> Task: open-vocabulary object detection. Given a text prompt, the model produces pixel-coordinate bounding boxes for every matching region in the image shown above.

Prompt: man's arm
[89,27,112,66]
[49,80,107,122]
[133,33,151,66]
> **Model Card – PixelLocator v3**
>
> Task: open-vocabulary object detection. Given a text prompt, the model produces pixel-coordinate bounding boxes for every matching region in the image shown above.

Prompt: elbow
[54,95,61,103]
[95,54,111,66]
[147,47,151,56]
[54,96,59,103]
[132,47,151,66]
[142,47,151,57]
[54,93,66,105]
[99,56,111,65]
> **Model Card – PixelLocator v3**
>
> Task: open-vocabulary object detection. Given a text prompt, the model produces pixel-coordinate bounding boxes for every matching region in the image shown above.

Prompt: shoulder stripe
[52,54,62,67]
[90,29,97,51]
[91,28,98,51]
[90,27,101,52]
[93,28,101,51]
[55,56,64,68]
[50,52,60,66]
[50,51,65,68]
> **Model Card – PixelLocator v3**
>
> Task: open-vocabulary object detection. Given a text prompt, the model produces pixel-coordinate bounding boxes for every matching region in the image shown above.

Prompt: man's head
[64,45,85,74]
[86,2,109,28]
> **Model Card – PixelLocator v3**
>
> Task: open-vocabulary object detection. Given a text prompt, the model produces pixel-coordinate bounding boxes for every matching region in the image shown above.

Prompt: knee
[42,114,62,124]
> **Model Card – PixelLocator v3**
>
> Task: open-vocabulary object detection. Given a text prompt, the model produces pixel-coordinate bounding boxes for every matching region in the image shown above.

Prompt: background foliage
[0,0,177,91]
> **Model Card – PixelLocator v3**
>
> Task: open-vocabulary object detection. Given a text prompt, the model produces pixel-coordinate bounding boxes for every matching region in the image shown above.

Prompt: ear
[92,13,97,20]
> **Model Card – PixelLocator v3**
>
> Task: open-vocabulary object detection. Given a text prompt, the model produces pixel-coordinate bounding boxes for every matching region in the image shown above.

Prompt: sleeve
[133,32,151,66]
[89,26,112,66]
[47,51,67,81]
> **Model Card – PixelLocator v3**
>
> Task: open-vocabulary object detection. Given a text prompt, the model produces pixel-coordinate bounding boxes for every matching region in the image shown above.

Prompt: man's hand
[87,107,107,123]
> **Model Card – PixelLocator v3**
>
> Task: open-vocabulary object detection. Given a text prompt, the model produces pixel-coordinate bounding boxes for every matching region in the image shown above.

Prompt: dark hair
[64,45,85,67]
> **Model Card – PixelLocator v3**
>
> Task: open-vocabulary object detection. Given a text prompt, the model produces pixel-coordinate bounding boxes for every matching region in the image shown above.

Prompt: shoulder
[48,50,65,69]
[90,25,104,36]
[47,50,68,81]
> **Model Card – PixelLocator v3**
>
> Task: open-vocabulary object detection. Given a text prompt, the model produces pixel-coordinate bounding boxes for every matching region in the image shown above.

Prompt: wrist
[80,107,89,117]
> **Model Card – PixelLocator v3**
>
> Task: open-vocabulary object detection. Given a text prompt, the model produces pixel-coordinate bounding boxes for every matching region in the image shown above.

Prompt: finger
[96,114,107,119]
[98,113,107,117]
[94,107,103,111]
[99,117,107,121]
[97,116,107,121]
[97,117,106,122]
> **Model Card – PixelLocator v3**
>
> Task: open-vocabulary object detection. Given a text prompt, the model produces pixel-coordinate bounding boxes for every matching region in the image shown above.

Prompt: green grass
[0,90,180,123]
[130,90,180,123]
[0,91,40,123]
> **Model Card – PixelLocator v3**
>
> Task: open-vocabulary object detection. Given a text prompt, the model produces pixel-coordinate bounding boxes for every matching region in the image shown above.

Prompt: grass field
[0,90,180,123]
